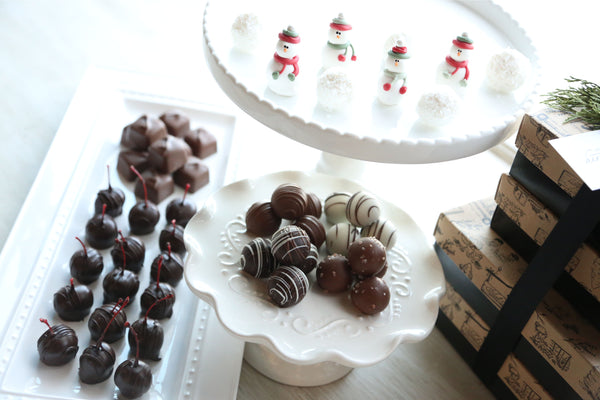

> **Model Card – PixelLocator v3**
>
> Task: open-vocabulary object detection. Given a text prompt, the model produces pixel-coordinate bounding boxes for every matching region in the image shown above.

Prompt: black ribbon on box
[473,184,600,386]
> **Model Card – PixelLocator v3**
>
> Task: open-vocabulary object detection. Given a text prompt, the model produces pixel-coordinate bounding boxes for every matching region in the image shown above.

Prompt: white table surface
[1,1,599,399]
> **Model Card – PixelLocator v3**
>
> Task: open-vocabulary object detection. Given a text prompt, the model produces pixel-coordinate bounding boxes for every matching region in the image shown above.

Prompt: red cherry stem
[144,293,174,322]
[167,242,172,258]
[130,165,148,208]
[156,256,164,289]
[181,183,191,205]
[96,296,129,347]
[101,204,107,223]
[70,278,74,290]
[110,298,123,314]
[125,321,140,366]
[106,164,112,190]
[39,318,53,334]
[118,230,125,242]
[74,237,87,257]
[171,219,177,236]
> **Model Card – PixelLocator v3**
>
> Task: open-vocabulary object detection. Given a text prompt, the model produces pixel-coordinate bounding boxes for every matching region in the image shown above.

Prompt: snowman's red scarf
[445,56,470,80]
[273,53,299,77]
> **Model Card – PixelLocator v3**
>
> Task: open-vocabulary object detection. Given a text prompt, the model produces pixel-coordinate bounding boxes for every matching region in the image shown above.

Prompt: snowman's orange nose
[336,35,340,39]
[283,48,287,53]
[394,61,399,67]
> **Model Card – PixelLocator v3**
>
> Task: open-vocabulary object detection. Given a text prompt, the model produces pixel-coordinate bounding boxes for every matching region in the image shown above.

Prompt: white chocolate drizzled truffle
[326,223,359,255]
[346,191,381,227]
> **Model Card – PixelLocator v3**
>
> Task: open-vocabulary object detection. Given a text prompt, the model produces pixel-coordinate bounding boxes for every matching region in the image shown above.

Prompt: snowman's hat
[452,32,474,49]
[330,13,352,31]
[278,26,301,44]
[388,40,410,59]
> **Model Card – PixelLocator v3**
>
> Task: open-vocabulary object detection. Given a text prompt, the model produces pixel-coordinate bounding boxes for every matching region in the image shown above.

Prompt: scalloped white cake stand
[203,0,539,164]
[184,171,445,386]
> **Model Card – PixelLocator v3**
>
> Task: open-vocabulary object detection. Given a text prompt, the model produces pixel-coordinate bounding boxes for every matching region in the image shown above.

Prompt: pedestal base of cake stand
[315,152,367,179]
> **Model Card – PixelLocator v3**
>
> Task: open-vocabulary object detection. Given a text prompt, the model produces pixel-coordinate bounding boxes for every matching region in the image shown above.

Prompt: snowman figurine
[437,32,474,88]
[322,13,357,69]
[377,40,410,106]
[267,26,301,96]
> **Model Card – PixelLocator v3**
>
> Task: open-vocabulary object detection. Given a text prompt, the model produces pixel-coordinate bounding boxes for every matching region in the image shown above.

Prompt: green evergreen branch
[541,77,600,129]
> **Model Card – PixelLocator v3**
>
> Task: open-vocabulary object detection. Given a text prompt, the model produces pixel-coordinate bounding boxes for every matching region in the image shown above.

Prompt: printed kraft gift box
[492,173,600,324]
[434,199,600,400]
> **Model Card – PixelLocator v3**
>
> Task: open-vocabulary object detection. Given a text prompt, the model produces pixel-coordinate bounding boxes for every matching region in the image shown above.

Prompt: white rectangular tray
[0,67,244,399]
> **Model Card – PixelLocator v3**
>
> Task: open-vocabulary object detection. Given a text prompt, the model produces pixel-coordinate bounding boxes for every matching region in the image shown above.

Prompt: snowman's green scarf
[384,69,407,84]
[327,41,355,57]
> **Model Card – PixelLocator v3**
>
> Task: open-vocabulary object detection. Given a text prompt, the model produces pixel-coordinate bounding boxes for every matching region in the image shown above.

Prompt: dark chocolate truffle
[316,254,353,293]
[184,127,217,159]
[350,276,390,315]
[173,156,209,193]
[102,268,140,305]
[245,202,282,237]
[148,136,191,174]
[240,238,277,278]
[129,318,164,361]
[88,301,128,343]
[160,110,191,137]
[114,358,153,399]
[271,225,311,266]
[134,170,174,205]
[111,234,146,273]
[53,279,94,321]
[94,186,125,218]
[128,201,160,235]
[37,320,78,366]
[140,282,175,320]
[293,215,326,249]
[347,237,387,277]
[150,250,184,287]
[159,221,186,256]
[165,185,197,227]
[298,243,319,274]
[78,341,116,384]
[267,266,309,307]
[305,192,322,218]
[70,237,103,284]
[271,183,307,220]
[120,115,168,151]
[117,150,151,182]
[85,207,118,249]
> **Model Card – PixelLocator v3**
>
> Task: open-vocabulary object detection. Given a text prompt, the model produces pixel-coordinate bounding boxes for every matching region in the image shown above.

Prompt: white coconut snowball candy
[486,48,531,93]
[231,13,262,53]
[416,86,462,127]
[316,67,354,111]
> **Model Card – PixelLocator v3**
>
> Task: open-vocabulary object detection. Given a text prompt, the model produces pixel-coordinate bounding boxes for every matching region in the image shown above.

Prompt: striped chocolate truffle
[270,183,307,220]
[240,238,276,278]
[298,243,319,274]
[324,192,351,224]
[326,223,360,256]
[293,215,326,249]
[245,202,282,237]
[271,225,311,266]
[267,266,309,307]
[305,192,323,218]
[346,191,381,227]
[361,219,398,249]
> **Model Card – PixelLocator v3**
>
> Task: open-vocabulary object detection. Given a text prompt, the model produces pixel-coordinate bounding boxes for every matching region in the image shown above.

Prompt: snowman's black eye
[336,31,341,35]
[284,45,288,49]
[395,59,400,63]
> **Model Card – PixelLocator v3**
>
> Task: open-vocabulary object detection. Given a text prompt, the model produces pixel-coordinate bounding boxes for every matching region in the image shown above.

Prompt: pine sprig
[541,77,600,129]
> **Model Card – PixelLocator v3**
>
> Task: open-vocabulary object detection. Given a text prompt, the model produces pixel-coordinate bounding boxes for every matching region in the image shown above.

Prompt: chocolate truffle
[160,110,191,137]
[324,192,351,224]
[94,186,125,218]
[88,301,128,343]
[117,150,151,182]
[347,237,387,277]
[102,268,140,305]
[374,261,388,278]
[129,201,160,235]
[271,225,311,266]
[173,156,209,193]
[326,223,359,255]
[298,243,319,274]
[267,266,309,307]
[293,215,326,249]
[114,358,152,399]
[316,254,353,293]
[78,341,116,384]
[240,238,277,278]
[165,184,197,227]
[129,317,164,361]
[148,136,191,174]
[53,279,94,321]
[150,249,184,287]
[85,205,118,249]
[70,237,104,284]
[111,234,146,273]
[159,220,186,256]
[305,192,322,218]
[184,127,217,159]
[361,219,398,250]
[37,319,78,366]
[351,276,390,315]
[271,183,307,220]
[121,115,168,151]
[245,202,282,237]
[140,283,175,319]
[346,191,381,227]
[134,170,174,205]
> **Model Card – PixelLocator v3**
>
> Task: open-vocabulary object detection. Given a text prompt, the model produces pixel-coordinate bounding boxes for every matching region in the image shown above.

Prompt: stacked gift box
[434,107,600,399]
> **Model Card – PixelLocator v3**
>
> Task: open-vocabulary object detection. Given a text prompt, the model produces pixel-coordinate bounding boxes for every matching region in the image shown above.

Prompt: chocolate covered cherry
[115,323,153,398]
[37,318,78,366]
[70,237,103,284]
